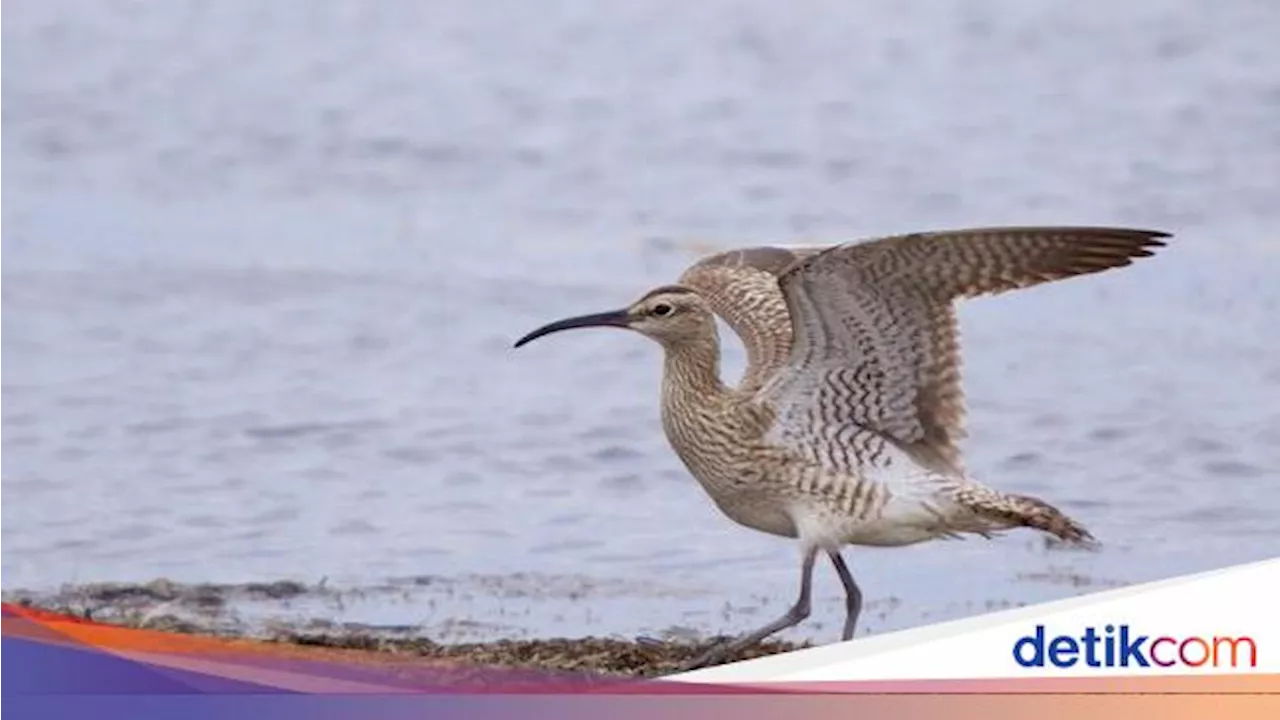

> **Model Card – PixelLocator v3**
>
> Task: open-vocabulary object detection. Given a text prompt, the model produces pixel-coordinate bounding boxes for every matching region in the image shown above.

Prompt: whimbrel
[514,226,1169,669]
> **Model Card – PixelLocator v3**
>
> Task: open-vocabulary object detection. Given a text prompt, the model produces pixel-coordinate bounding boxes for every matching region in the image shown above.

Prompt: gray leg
[827,549,862,641]
[681,547,818,671]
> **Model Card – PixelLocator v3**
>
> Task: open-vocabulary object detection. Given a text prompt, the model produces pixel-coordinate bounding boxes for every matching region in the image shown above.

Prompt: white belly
[787,465,970,548]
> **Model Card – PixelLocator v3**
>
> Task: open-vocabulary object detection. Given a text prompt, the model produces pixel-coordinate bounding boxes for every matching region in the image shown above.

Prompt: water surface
[4,0,1279,641]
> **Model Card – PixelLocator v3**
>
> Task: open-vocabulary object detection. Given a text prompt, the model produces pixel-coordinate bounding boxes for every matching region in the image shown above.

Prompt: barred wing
[761,226,1169,475]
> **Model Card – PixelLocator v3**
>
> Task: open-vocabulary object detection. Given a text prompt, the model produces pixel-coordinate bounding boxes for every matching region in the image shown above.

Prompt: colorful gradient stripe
[5,603,1277,719]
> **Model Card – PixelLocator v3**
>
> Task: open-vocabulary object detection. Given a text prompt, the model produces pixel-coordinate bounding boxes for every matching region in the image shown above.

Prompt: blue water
[4,0,1278,642]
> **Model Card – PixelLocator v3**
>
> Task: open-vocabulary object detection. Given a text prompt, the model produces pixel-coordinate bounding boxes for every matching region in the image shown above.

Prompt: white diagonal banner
[670,558,1279,682]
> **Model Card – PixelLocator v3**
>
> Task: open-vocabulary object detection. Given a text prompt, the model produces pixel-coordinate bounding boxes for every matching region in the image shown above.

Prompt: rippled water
[3,0,1279,641]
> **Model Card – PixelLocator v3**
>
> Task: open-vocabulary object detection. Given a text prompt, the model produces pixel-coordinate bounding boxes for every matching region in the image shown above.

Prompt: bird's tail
[952,485,1097,548]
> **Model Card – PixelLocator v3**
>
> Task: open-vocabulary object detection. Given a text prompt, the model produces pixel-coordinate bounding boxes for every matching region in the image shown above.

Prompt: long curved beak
[513,309,632,348]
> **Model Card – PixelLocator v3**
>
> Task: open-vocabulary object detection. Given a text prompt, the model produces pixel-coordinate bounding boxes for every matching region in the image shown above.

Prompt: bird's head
[513,285,715,349]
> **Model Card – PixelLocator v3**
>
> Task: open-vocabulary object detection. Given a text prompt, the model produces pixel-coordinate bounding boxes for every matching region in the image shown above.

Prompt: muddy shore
[4,580,806,677]
[3,565,1128,676]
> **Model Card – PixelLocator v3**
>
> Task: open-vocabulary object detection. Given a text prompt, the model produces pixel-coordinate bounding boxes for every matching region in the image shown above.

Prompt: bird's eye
[652,303,674,317]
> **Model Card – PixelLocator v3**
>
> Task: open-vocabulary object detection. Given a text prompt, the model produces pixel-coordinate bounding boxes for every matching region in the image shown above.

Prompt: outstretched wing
[678,245,826,393]
[762,226,1170,476]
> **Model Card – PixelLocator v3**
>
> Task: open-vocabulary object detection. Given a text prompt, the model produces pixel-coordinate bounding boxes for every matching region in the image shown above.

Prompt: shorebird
[514,226,1169,669]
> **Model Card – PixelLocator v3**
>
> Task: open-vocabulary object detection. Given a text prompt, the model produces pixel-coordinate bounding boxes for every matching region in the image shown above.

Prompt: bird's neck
[660,334,728,406]
[658,331,766,498]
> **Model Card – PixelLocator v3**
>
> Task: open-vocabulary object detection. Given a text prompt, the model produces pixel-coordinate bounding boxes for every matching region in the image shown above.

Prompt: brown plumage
[680,227,1166,476]
[515,225,1170,670]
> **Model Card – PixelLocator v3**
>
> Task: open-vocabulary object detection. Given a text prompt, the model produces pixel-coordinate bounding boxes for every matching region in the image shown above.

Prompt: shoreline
[1,563,1130,676]
[3,581,807,676]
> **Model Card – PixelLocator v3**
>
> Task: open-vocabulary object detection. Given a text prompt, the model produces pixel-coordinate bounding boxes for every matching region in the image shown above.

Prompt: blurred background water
[3,0,1279,641]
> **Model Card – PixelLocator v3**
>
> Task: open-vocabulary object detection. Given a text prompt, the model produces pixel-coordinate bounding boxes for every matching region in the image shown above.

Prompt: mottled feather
[678,246,824,392]
[766,226,1169,475]
[680,227,1169,476]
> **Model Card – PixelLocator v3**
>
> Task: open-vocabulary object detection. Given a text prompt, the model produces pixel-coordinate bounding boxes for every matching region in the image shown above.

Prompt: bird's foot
[635,635,666,649]
[677,637,735,672]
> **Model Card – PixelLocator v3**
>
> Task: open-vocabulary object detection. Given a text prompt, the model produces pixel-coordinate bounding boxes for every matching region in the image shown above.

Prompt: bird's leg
[680,546,818,671]
[827,549,862,641]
